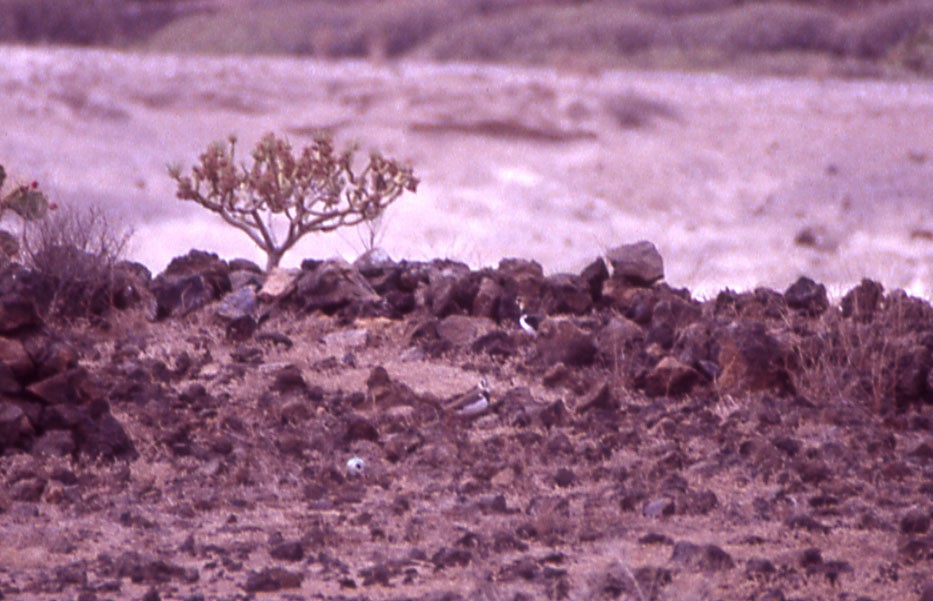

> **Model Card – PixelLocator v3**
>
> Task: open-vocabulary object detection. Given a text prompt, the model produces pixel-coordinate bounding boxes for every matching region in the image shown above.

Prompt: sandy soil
[1,45,932,296]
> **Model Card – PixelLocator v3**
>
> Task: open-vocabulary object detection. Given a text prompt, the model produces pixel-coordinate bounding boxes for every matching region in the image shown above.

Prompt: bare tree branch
[170,132,418,271]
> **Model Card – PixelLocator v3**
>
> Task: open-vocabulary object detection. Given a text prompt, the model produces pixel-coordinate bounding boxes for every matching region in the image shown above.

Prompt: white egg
[346,456,365,477]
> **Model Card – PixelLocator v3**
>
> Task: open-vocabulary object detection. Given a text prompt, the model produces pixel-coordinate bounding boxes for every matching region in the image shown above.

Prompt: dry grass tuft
[21,203,133,319]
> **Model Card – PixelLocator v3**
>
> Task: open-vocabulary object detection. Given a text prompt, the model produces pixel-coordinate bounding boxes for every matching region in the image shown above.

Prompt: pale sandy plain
[1,45,932,297]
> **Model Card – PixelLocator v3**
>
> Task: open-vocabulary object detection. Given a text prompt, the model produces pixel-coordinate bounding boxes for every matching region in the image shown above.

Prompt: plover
[517,301,542,337]
[445,378,491,417]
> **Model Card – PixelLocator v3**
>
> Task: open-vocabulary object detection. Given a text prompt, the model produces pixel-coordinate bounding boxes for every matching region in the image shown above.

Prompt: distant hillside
[1,0,931,76]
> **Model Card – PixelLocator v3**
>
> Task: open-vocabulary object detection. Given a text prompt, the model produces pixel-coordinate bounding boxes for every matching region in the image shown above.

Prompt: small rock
[576,380,615,413]
[436,315,497,348]
[919,582,933,601]
[554,468,575,488]
[579,257,609,300]
[536,320,596,366]
[638,532,674,545]
[0,336,34,379]
[0,294,39,334]
[243,567,302,592]
[606,240,664,286]
[271,364,307,394]
[643,497,675,518]
[784,276,829,315]
[745,557,776,576]
[716,321,794,396]
[472,277,503,319]
[32,429,76,457]
[215,287,257,320]
[0,401,33,450]
[269,541,305,562]
[543,273,592,315]
[901,509,931,535]
[640,356,701,396]
[841,278,884,322]
[343,414,379,443]
[670,541,734,572]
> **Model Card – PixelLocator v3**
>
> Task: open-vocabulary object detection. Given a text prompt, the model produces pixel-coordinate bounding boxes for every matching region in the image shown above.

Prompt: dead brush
[788,296,916,415]
[21,203,133,319]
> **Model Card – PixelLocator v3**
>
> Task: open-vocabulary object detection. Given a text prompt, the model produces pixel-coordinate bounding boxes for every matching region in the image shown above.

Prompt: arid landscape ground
[0,1,932,600]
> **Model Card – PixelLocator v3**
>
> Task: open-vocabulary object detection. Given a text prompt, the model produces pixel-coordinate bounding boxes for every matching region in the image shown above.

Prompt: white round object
[346,456,365,477]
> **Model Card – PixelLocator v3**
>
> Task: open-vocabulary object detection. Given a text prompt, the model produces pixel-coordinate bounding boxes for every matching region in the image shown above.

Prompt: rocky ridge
[0,241,930,600]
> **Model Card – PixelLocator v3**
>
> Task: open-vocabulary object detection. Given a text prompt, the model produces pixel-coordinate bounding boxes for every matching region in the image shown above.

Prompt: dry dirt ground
[1,45,932,296]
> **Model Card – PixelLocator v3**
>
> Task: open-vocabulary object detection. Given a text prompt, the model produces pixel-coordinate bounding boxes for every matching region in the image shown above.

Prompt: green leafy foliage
[0,164,51,260]
[170,133,418,270]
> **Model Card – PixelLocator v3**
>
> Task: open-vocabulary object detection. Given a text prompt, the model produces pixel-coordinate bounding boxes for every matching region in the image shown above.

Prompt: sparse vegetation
[0,163,52,262]
[169,133,418,270]
[21,202,134,319]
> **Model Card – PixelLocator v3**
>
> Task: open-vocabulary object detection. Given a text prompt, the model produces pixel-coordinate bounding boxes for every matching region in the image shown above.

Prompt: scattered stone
[294,259,381,314]
[576,380,615,413]
[670,541,734,572]
[841,278,884,322]
[785,514,830,534]
[243,567,302,592]
[215,287,257,321]
[0,336,33,379]
[595,316,644,362]
[606,240,664,286]
[271,364,307,394]
[640,356,701,396]
[32,429,76,456]
[716,321,794,395]
[343,414,379,443]
[436,315,497,348]
[784,276,829,315]
[901,509,931,535]
[0,294,39,333]
[150,250,231,319]
[259,267,300,300]
[536,319,596,366]
[554,468,575,488]
[579,257,609,300]
[0,401,33,450]
[638,532,674,545]
[920,582,933,601]
[543,273,592,315]
[472,276,503,320]
[745,557,776,576]
[643,497,675,518]
[269,540,305,562]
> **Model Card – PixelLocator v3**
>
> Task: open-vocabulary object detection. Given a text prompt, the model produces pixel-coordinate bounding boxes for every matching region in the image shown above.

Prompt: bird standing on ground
[445,378,491,417]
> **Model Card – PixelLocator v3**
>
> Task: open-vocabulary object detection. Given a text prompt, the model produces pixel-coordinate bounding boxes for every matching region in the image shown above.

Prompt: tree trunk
[265,251,283,272]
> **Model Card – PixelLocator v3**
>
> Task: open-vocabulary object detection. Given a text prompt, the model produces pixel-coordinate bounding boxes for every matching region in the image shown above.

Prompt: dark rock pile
[1,242,931,600]
[0,265,136,461]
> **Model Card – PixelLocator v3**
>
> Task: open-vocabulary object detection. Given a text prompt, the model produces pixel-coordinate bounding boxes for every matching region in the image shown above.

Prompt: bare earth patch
[1,46,932,297]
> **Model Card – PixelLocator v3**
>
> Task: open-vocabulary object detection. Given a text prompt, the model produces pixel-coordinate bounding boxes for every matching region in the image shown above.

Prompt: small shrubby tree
[0,163,53,261]
[169,132,418,270]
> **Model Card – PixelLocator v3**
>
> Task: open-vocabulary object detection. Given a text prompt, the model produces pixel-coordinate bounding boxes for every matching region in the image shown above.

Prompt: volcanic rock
[784,276,829,315]
[841,278,884,322]
[543,273,592,315]
[716,321,794,395]
[606,240,664,286]
[472,276,504,320]
[535,319,596,366]
[294,259,381,314]
[640,356,702,396]
[670,541,734,572]
[150,250,231,319]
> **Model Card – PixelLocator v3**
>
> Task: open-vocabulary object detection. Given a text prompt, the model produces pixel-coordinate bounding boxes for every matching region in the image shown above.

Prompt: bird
[517,300,542,337]
[444,378,492,418]
[519,313,541,337]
